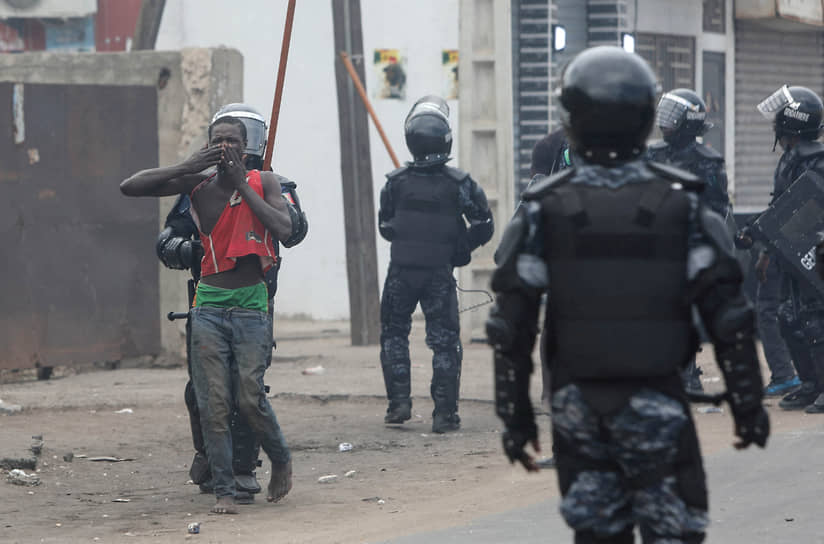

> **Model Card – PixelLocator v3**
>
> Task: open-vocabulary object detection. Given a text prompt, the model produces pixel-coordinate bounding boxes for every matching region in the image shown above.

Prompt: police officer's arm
[157,195,202,270]
[279,179,309,248]
[378,179,396,241]
[120,146,222,197]
[461,177,494,250]
[486,205,545,471]
[689,204,769,449]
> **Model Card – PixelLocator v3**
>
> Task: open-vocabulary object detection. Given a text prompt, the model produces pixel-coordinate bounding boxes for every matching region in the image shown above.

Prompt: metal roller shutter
[734,21,824,212]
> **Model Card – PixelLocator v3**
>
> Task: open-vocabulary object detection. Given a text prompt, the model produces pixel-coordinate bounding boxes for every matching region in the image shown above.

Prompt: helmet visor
[656,92,705,131]
[213,110,267,158]
[757,85,794,120]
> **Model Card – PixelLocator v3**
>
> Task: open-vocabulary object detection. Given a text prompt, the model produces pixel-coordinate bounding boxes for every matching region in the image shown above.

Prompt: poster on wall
[44,16,95,52]
[442,49,459,100]
[373,49,406,100]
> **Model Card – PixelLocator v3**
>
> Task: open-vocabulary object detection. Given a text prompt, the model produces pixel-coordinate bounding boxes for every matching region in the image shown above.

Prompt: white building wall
[156,0,459,319]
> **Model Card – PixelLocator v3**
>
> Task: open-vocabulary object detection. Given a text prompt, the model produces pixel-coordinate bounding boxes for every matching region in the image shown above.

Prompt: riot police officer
[157,103,308,500]
[378,95,493,433]
[646,89,732,394]
[646,89,730,216]
[755,85,824,413]
[487,47,768,543]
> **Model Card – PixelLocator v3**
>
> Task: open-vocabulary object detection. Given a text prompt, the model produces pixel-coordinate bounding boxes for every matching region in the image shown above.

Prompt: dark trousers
[756,259,796,382]
[185,316,259,477]
[380,264,461,415]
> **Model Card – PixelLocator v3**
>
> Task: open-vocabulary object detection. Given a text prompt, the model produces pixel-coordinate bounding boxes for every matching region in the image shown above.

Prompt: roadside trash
[115,408,134,414]
[302,365,325,375]
[63,453,74,462]
[344,470,357,478]
[0,399,22,414]
[30,436,44,455]
[696,406,723,414]
[187,522,201,534]
[338,442,353,452]
[88,457,134,462]
[378,499,386,505]
[112,498,130,503]
[7,469,40,486]
[317,474,338,484]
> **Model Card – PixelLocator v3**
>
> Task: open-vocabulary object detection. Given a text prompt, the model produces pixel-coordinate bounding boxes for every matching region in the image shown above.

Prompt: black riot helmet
[656,88,710,147]
[559,46,659,165]
[757,85,823,145]
[404,95,452,167]
[211,103,268,170]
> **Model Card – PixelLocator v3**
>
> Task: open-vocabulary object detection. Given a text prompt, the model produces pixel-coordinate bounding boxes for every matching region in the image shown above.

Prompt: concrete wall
[0,48,243,357]
[156,0,460,320]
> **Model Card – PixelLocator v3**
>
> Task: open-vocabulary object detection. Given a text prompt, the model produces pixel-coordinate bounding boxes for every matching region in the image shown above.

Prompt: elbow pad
[156,227,202,270]
[282,203,308,248]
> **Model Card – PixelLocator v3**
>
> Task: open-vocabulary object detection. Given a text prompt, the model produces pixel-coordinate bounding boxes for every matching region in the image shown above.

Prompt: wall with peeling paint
[0,48,242,363]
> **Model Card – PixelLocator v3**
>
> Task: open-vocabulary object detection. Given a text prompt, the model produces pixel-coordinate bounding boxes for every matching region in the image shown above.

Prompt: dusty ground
[0,321,819,544]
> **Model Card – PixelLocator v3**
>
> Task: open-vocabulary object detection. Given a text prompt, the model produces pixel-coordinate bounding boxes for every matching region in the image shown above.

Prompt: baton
[263,0,297,171]
[339,51,401,168]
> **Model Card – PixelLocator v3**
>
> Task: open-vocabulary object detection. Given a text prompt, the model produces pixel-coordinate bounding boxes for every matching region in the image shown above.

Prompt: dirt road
[0,321,816,543]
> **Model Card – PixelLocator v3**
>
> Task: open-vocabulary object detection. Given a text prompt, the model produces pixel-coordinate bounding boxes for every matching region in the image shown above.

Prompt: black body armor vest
[541,177,694,379]
[389,168,461,267]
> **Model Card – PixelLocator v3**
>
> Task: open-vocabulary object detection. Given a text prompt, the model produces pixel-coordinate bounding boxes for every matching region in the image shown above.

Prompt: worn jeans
[189,306,290,498]
[756,259,796,382]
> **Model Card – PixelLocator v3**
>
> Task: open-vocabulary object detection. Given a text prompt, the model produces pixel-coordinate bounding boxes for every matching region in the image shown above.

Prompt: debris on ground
[317,474,338,484]
[7,468,41,486]
[87,457,135,462]
[338,442,353,452]
[302,365,325,376]
[0,399,22,414]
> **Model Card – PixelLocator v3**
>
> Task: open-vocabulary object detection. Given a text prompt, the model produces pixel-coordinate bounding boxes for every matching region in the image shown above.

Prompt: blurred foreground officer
[487,47,768,543]
[756,85,824,412]
[379,96,493,433]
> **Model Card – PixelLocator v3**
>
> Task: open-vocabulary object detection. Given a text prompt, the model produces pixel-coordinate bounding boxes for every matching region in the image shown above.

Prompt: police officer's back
[378,96,493,433]
[487,47,768,543]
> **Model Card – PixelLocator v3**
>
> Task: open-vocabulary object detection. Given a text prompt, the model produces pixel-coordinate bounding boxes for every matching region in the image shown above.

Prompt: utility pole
[132,0,166,51]
[331,0,381,346]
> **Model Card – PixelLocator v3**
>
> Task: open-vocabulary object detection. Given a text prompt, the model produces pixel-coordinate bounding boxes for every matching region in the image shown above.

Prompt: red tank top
[191,169,277,277]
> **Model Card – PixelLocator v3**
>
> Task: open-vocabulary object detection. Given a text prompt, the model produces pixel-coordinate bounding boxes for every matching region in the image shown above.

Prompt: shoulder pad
[794,140,824,160]
[443,166,470,182]
[272,173,296,187]
[647,161,705,191]
[386,165,409,179]
[695,144,723,161]
[172,194,191,215]
[647,140,668,151]
[521,168,575,200]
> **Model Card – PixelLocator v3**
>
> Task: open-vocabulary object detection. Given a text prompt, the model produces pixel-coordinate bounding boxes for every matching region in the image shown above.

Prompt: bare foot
[267,460,293,503]
[212,496,238,514]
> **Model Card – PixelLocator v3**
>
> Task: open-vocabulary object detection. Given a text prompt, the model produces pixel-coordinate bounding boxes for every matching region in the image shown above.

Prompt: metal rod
[339,51,401,168]
[263,0,297,171]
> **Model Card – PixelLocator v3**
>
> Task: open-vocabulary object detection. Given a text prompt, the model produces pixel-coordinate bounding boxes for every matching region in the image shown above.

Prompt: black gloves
[731,405,770,449]
[502,423,540,472]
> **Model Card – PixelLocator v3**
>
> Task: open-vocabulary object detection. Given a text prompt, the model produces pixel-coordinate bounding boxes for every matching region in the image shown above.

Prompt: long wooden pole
[263,0,297,171]
[339,51,401,168]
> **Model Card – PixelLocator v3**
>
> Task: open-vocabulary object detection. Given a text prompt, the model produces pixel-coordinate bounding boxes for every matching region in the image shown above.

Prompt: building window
[703,0,725,34]
[635,33,695,93]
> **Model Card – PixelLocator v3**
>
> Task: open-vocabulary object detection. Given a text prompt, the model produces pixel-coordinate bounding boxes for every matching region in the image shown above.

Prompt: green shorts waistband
[194,281,268,313]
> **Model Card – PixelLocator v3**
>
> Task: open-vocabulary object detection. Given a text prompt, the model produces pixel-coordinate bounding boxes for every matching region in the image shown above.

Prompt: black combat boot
[385,399,412,424]
[779,381,819,410]
[431,374,460,433]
